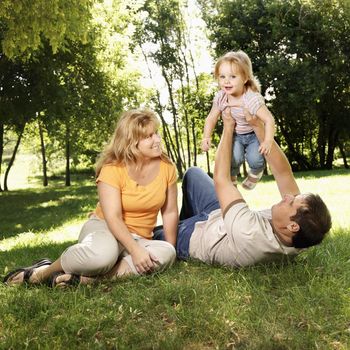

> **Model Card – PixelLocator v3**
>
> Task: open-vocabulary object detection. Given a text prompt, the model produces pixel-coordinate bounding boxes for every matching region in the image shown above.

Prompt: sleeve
[243,90,265,116]
[212,90,226,111]
[166,163,178,186]
[223,202,261,237]
[96,165,121,189]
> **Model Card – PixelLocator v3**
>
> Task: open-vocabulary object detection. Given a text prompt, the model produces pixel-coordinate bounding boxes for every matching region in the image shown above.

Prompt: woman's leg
[105,239,176,278]
[60,217,121,276]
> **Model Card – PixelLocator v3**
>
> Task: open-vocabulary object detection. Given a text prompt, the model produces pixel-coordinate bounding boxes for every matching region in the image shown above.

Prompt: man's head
[272,193,332,248]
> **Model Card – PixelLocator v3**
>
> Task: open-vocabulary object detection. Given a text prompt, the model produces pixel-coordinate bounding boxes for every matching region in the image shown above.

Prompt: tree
[133,0,213,176]
[0,0,93,60]
[199,0,350,169]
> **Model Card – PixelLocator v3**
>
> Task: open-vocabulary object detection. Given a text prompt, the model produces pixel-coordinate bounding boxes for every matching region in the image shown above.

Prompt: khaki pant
[60,215,176,277]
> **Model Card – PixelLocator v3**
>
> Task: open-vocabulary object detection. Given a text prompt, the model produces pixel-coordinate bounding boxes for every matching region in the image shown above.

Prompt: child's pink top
[213,89,265,134]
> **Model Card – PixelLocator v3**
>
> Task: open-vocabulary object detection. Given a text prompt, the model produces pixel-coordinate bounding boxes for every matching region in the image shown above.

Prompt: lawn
[0,169,349,349]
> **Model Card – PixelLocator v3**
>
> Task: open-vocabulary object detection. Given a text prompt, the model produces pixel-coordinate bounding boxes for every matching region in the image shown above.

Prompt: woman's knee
[146,241,176,270]
[61,237,120,276]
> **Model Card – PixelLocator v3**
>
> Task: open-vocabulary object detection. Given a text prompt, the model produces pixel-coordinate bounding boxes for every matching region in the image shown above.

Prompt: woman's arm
[160,182,178,246]
[98,181,158,274]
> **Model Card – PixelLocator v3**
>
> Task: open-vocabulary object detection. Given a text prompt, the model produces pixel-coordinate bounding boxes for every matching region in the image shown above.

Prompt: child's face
[218,62,246,97]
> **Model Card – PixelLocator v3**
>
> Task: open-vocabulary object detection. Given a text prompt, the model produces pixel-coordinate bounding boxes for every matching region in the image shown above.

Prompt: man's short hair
[291,194,332,248]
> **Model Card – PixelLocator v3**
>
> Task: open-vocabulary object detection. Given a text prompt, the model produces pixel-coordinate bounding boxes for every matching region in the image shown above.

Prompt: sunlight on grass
[0,219,85,251]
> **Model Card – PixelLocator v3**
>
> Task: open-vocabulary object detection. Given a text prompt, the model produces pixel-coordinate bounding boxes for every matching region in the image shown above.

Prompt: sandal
[3,258,52,285]
[242,171,263,190]
[49,272,81,288]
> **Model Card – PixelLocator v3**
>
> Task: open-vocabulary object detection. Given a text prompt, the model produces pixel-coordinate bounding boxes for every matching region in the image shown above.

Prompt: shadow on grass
[0,240,76,277]
[0,183,96,240]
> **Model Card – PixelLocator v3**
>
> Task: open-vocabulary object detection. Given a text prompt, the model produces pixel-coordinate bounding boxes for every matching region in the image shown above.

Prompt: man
[155,108,331,267]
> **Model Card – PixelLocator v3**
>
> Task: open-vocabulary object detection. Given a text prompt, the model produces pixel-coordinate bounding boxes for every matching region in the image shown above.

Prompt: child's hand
[259,139,273,155]
[201,138,211,152]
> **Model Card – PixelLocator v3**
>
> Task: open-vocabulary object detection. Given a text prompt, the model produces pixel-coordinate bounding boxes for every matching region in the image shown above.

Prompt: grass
[0,169,350,349]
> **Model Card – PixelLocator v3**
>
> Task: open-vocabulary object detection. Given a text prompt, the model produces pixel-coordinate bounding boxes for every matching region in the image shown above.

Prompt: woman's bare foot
[51,273,95,288]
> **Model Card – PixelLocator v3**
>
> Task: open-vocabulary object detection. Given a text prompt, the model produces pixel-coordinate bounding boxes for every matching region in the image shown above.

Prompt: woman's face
[137,125,162,159]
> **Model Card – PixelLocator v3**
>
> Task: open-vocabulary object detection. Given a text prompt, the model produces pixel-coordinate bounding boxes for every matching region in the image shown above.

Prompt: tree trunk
[338,141,349,169]
[0,122,3,191]
[65,122,71,186]
[276,118,311,170]
[163,69,184,178]
[317,113,326,168]
[179,77,191,168]
[205,151,211,177]
[325,128,338,170]
[139,45,179,170]
[38,119,48,186]
[4,124,25,191]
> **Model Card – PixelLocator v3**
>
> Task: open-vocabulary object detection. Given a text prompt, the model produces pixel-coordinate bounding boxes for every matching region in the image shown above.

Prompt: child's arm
[201,104,221,152]
[255,105,275,155]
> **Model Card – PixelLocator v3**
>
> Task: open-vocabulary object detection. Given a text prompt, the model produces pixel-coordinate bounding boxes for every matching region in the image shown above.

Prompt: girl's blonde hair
[214,50,261,92]
[96,109,172,176]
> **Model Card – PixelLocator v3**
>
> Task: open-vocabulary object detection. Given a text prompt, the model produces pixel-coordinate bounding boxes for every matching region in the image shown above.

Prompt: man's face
[271,194,308,235]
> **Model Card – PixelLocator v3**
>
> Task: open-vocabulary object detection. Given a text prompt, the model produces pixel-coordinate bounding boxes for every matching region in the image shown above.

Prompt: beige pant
[60,215,176,277]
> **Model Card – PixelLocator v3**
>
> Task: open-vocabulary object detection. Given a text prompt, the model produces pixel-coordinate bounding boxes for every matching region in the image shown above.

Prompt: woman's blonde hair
[96,109,172,176]
[214,50,261,92]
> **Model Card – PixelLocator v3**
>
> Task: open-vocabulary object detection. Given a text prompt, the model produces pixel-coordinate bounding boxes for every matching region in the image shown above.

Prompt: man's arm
[214,108,244,215]
[245,111,300,197]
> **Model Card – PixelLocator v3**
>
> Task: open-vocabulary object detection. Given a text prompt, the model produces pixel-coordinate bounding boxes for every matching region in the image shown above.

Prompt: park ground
[0,152,349,349]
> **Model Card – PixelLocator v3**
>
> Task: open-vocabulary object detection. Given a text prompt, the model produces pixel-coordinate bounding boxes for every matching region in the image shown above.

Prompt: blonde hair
[214,50,261,92]
[96,109,172,176]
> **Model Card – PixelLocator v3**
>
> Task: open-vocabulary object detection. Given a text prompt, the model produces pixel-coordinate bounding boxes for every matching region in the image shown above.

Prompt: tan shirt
[189,201,300,267]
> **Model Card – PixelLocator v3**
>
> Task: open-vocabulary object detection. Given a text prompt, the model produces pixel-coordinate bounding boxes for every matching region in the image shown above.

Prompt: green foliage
[0,0,93,60]
[199,0,350,170]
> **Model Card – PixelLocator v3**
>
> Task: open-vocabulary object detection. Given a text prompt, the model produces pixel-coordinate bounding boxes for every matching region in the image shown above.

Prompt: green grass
[0,169,349,349]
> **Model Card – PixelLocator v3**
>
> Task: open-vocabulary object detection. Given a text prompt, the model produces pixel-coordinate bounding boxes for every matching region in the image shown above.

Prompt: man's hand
[221,106,236,129]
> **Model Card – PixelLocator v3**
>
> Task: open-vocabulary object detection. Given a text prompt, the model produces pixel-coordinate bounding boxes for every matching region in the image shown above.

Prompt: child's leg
[231,135,245,183]
[243,134,264,190]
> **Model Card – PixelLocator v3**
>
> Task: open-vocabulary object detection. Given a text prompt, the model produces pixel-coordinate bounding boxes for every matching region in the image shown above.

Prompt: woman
[4,109,178,287]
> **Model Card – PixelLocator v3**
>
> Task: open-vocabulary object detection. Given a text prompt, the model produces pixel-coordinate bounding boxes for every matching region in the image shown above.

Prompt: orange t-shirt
[94,160,177,239]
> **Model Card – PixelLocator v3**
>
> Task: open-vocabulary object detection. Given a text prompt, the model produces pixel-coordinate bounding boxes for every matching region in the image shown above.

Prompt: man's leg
[180,167,220,219]
[153,167,220,259]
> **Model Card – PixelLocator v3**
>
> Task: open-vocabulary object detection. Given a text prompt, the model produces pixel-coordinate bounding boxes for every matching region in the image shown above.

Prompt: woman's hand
[130,245,159,274]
